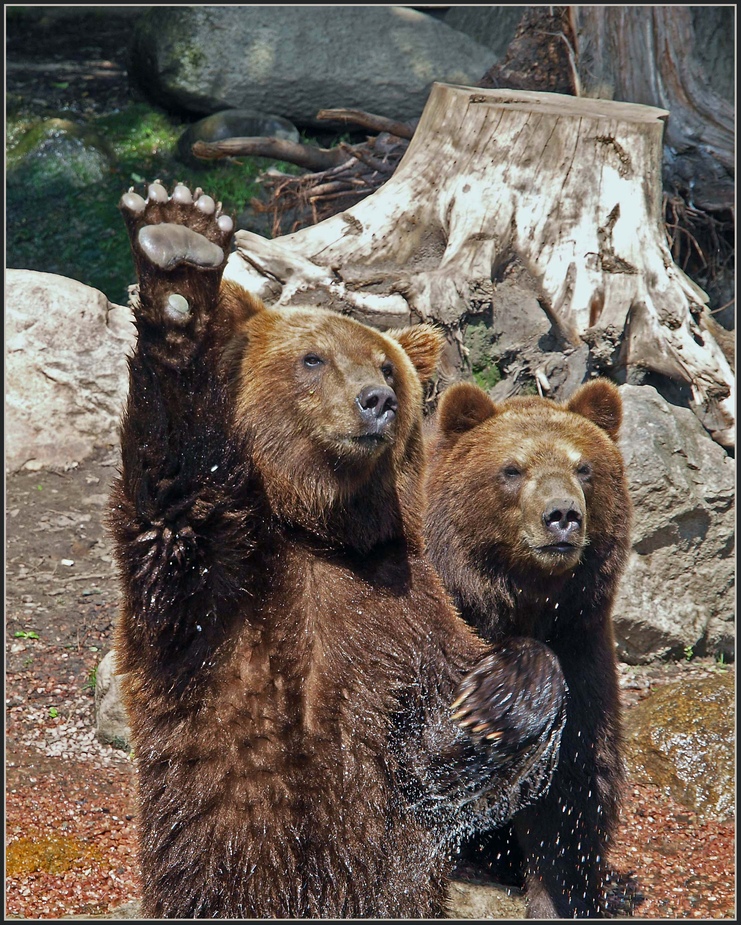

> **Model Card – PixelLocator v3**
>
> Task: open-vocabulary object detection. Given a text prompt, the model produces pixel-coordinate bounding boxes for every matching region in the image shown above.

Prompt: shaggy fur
[108,186,567,918]
[424,381,632,918]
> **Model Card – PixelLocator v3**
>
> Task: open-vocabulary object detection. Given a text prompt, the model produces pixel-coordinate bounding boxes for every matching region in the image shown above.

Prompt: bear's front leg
[406,637,567,831]
[120,180,235,367]
[111,184,261,659]
[513,638,623,919]
[449,637,567,809]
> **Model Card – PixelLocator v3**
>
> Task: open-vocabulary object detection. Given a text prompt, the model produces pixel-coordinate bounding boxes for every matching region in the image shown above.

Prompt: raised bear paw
[453,637,567,765]
[119,181,235,329]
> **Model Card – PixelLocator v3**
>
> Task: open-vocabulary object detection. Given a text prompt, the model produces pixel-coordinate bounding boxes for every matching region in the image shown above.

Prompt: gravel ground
[5,453,736,919]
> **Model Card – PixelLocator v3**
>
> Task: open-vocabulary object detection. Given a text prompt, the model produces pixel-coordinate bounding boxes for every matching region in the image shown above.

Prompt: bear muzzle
[355,385,398,439]
[517,476,588,571]
[529,494,586,568]
[541,497,584,546]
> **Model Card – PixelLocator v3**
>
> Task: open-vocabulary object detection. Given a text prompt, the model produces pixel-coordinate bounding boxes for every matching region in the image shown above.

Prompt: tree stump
[224,83,734,448]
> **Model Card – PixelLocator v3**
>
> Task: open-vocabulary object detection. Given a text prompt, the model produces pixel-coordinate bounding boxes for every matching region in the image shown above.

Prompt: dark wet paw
[119,181,235,326]
[452,637,567,756]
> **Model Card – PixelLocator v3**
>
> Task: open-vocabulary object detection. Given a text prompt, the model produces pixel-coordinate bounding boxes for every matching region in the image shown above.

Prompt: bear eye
[303,353,324,368]
[502,464,522,479]
[577,462,593,480]
[381,361,394,381]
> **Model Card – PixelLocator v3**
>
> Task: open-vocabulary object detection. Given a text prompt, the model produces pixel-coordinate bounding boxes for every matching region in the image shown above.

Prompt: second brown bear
[424,380,632,918]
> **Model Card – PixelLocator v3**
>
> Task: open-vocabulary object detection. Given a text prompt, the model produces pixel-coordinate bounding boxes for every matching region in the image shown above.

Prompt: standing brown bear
[424,381,632,918]
[108,182,568,918]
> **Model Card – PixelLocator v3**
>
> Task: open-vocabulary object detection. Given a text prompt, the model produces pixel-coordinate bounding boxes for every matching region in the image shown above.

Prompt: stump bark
[224,83,734,448]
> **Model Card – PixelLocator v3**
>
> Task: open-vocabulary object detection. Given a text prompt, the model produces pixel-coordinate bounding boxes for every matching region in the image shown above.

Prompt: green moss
[472,363,502,392]
[96,104,182,163]
[6,102,305,305]
[464,313,503,392]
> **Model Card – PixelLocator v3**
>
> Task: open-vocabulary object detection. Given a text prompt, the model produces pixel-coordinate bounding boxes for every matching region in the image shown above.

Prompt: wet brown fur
[424,381,632,918]
[109,192,568,919]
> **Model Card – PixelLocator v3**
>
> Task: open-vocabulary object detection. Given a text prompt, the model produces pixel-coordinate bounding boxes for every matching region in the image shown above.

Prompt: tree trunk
[571,5,734,213]
[224,82,735,448]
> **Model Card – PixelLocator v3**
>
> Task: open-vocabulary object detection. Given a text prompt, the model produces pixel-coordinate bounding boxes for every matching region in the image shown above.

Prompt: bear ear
[388,324,445,382]
[219,279,266,325]
[437,382,498,441]
[566,379,622,441]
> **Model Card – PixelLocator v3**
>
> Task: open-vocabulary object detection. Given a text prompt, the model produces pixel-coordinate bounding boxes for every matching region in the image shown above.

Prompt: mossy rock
[7,118,113,189]
[624,671,734,822]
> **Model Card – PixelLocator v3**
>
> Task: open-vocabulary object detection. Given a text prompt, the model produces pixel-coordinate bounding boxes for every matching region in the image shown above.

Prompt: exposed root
[663,191,735,316]
[253,131,410,236]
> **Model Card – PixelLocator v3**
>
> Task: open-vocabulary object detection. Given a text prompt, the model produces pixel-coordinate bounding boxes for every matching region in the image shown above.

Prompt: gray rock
[129,6,495,127]
[446,879,526,918]
[5,270,135,473]
[443,6,525,60]
[62,899,142,920]
[463,266,577,401]
[177,108,300,168]
[615,385,735,663]
[94,650,132,751]
[624,672,735,822]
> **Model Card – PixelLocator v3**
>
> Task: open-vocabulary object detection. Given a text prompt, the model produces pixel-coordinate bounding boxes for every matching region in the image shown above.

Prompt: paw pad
[137,224,225,271]
[166,294,190,320]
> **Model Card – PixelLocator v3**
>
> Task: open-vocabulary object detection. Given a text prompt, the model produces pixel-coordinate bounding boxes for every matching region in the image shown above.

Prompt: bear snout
[356,385,398,434]
[542,498,584,545]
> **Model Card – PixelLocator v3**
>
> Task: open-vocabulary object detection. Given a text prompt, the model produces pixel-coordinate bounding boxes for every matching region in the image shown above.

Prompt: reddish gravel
[5,454,736,920]
[5,752,140,919]
[608,781,735,919]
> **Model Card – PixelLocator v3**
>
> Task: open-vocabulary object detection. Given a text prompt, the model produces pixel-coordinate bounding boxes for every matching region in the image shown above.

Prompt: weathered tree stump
[225,83,734,447]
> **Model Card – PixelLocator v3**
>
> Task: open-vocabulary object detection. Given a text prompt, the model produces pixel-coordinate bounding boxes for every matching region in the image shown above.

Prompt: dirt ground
[5,6,736,920]
[4,454,736,918]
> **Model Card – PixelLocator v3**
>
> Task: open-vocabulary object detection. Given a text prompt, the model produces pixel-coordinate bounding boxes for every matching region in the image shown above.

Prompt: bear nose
[356,385,398,431]
[542,499,583,542]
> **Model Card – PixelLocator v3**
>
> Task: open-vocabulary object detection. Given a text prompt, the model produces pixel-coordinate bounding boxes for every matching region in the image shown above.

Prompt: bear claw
[453,638,567,751]
[195,194,216,215]
[172,184,193,205]
[147,181,168,203]
[121,191,146,213]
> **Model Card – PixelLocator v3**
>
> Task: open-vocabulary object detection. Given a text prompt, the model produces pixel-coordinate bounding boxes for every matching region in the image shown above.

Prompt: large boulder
[615,385,735,663]
[129,6,495,127]
[5,270,135,473]
[624,672,735,822]
[443,6,525,60]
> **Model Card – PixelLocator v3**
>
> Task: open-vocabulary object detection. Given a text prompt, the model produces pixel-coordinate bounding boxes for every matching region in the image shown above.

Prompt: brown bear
[424,381,632,918]
[108,182,568,918]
